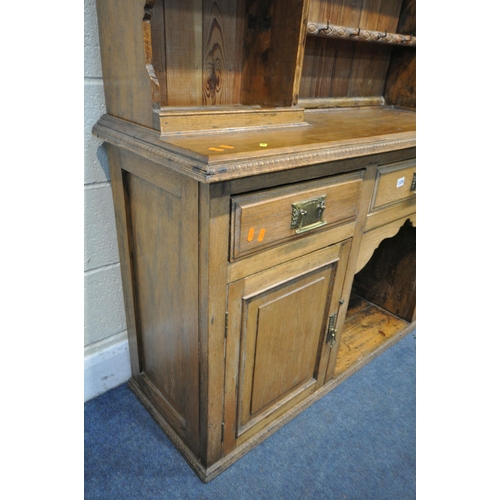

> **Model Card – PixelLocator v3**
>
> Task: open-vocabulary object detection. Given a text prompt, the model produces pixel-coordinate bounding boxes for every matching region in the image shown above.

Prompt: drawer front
[371,159,416,211]
[231,171,363,260]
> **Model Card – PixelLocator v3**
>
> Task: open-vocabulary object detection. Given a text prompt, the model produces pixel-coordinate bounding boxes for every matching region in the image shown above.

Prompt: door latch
[326,313,337,347]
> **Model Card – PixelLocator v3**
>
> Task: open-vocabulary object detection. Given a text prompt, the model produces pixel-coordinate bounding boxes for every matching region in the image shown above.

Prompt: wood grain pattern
[266,0,311,106]
[95,0,154,127]
[241,0,310,106]
[300,0,404,100]
[123,164,200,455]
[149,0,168,107]
[231,171,362,259]
[326,0,364,98]
[356,0,402,98]
[197,182,232,467]
[365,196,415,231]
[347,0,385,99]
[143,1,162,110]
[93,109,416,183]
[228,221,356,282]
[159,105,305,133]
[164,0,203,106]
[384,0,416,108]
[307,23,416,46]
[162,107,416,163]
[95,0,416,481]
[107,146,142,378]
[240,0,274,104]
[333,293,409,377]
[240,268,331,427]
[225,242,350,445]
[299,96,384,108]
[355,213,415,273]
[202,0,242,105]
[352,218,416,321]
[371,159,416,210]
[322,160,377,382]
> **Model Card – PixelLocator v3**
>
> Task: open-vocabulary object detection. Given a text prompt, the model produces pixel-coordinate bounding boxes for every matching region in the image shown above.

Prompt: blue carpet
[85,331,416,499]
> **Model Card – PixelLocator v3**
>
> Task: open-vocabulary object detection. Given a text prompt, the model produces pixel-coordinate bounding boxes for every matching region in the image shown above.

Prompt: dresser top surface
[94,106,416,182]
[160,106,416,163]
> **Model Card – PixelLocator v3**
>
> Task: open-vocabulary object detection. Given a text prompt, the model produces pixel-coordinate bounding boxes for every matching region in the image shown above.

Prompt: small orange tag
[247,227,255,242]
[258,228,266,242]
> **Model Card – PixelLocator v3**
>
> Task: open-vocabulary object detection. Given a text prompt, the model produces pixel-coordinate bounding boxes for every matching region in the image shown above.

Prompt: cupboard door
[224,240,351,449]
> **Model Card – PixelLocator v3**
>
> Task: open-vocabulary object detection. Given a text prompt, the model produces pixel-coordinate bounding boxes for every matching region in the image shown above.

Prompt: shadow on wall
[97,142,110,179]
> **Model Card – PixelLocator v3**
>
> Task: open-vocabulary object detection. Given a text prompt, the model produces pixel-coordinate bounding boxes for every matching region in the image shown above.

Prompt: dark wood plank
[301,0,404,100]
[384,0,416,108]
[164,0,203,106]
[328,0,364,97]
[347,0,383,97]
[241,0,309,106]
[149,0,168,107]
[352,218,416,321]
[240,0,275,104]
[202,0,242,105]
[266,0,310,106]
[359,0,403,97]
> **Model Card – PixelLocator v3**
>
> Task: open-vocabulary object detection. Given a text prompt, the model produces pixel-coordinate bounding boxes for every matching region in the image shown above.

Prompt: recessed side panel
[123,164,200,455]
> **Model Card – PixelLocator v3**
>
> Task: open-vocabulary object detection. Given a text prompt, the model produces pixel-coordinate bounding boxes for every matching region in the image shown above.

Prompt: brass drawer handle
[291,196,327,234]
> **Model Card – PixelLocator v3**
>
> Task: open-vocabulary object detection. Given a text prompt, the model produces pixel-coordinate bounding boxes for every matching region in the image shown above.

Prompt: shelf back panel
[300,0,405,100]
[149,0,309,108]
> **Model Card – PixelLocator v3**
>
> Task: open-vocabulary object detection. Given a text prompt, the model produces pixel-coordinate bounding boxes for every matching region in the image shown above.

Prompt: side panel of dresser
[108,145,201,457]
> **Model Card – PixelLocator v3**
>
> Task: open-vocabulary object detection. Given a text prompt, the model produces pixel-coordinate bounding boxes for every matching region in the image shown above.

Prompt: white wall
[84,0,131,401]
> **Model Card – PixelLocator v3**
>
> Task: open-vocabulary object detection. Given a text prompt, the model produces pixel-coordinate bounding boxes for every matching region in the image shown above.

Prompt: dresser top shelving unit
[94,0,416,159]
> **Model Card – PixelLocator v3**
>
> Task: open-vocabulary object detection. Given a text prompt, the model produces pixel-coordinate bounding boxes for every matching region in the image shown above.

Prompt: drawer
[371,159,416,212]
[230,171,363,260]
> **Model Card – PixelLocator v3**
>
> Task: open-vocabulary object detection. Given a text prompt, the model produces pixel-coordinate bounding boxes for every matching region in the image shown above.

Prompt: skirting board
[84,338,132,402]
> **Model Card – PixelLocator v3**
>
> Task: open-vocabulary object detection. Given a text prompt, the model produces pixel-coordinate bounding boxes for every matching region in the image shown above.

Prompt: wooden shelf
[298,97,385,109]
[307,22,416,47]
[334,294,410,378]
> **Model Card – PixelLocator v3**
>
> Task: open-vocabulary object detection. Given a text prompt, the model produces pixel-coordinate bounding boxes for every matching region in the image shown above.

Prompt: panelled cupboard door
[224,240,351,450]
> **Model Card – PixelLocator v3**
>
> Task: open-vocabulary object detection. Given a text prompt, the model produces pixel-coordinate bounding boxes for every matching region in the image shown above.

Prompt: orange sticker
[258,228,266,242]
[247,227,255,242]
[219,145,234,149]
[209,147,224,152]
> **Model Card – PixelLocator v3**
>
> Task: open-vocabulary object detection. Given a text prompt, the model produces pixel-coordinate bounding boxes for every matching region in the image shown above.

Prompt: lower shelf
[334,293,410,378]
